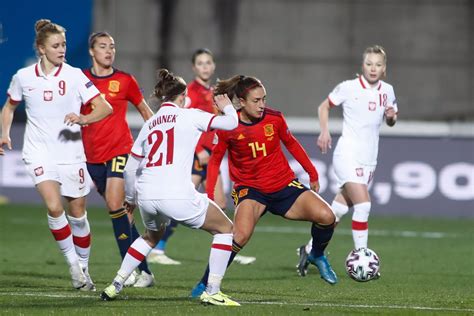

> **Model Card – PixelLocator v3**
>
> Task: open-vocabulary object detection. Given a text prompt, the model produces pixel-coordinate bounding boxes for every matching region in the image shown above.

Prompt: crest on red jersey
[108,80,120,93]
[264,124,274,137]
[34,167,44,176]
[356,168,364,177]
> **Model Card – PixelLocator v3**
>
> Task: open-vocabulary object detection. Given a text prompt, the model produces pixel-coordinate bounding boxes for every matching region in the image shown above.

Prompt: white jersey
[7,62,100,164]
[131,102,216,200]
[329,75,398,166]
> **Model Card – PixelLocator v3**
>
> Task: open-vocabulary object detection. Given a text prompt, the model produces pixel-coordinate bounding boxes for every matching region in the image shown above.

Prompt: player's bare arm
[136,99,154,121]
[65,94,112,126]
[317,98,332,154]
[0,98,19,154]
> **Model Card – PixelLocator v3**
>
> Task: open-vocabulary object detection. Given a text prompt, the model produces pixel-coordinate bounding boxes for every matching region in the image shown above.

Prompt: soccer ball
[345,248,380,282]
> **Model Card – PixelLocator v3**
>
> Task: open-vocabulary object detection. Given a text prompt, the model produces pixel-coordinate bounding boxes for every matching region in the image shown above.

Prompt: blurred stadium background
[0,0,472,217]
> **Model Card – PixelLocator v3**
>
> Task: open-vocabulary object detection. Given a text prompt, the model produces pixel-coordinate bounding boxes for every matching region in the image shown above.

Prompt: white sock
[68,212,91,269]
[305,238,313,254]
[207,233,233,295]
[332,200,349,222]
[48,212,79,266]
[352,202,371,249]
[115,237,152,286]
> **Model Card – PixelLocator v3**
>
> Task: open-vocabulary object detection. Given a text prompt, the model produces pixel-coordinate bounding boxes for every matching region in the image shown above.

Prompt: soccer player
[296,45,398,277]
[100,69,241,306]
[81,31,154,287]
[148,48,256,266]
[0,19,112,290]
[190,75,337,298]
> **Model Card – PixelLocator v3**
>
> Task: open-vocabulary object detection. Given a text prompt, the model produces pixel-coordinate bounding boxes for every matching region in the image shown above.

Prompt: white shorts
[25,161,91,198]
[332,154,376,188]
[138,192,210,231]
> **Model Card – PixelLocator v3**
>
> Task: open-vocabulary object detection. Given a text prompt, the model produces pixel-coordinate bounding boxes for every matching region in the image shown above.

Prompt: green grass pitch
[0,203,473,315]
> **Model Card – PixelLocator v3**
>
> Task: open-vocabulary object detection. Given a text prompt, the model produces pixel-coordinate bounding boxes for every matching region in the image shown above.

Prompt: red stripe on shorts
[73,234,91,248]
[51,225,72,241]
[352,220,368,230]
[127,247,145,261]
[212,243,233,251]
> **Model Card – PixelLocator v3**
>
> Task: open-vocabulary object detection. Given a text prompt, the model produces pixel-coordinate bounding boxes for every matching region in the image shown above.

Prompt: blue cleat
[190,281,206,298]
[308,254,338,284]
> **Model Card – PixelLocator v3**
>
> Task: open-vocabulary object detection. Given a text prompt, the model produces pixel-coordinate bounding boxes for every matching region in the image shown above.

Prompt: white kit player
[297,45,398,277]
[100,69,241,306]
[0,20,112,290]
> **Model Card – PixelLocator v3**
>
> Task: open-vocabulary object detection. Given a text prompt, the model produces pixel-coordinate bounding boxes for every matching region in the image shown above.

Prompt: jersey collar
[359,75,382,91]
[161,102,179,108]
[35,61,63,78]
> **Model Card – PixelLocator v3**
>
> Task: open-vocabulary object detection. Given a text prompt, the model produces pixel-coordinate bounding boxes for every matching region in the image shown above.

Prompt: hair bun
[35,19,51,33]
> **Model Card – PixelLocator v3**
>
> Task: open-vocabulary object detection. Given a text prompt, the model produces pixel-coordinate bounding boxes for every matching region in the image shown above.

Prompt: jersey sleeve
[127,75,145,106]
[328,81,349,107]
[130,124,147,158]
[206,131,228,200]
[388,85,398,113]
[76,70,100,105]
[7,73,23,103]
[190,109,215,132]
[278,114,319,182]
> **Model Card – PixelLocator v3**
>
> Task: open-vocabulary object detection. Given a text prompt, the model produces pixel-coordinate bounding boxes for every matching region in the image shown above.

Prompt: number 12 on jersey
[146,128,175,167]
[248,141,267,158]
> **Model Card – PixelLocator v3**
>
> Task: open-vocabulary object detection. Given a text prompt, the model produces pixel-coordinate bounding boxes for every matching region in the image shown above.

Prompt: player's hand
[317,131,332,154]
[384,105,396,119]
[214,94,233,112]
[0,137,12,156]
[123,201,136,214]
[64,113,89,126]
[197,149,210,166]
[310,181,320,193]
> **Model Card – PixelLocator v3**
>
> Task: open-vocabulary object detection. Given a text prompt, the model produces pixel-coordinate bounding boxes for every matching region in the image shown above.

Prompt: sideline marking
[0,292,472,313]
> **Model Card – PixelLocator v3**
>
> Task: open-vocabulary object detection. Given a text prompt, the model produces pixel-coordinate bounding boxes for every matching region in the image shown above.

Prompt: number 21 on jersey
[146,128,175,167]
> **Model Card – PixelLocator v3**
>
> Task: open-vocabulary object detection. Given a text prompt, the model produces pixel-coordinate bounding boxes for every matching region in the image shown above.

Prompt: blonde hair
[34,19,66,56]
[362,45,387,64]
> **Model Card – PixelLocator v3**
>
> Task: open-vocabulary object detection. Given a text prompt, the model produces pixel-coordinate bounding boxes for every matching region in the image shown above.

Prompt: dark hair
[34,19,66,55]
[191,48,214,64]
[214,75,263,101]
[153,69,187,102]
[88,31,113,48]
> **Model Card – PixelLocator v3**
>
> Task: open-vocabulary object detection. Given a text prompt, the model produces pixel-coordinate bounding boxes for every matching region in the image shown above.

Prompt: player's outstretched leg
[101,237,154,301]
[307,223,337,284]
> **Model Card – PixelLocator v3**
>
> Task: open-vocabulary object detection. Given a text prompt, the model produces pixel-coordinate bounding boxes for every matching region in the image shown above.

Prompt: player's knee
[319,206,336,226]
[331,200,350,222]
[105,198,123,211]
[352,202,371,222]
[232,229,250,247]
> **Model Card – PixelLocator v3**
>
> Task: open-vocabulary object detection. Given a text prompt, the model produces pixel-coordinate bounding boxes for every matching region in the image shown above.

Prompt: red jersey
[206,107,318,198]
[187,80,216,152]
[81,68,144,163]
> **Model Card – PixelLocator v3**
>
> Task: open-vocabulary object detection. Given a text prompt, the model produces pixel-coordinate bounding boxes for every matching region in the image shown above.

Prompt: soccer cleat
[190,281,206,298]
[81,266,96,291]
[123,270,138,287]
[100,281,122,301]
[147,252,181,265]
[200,291,240,306]
[234,254,256,265]
[308,254,338,284]
[69,262,87,290]
[296,245,310,277]
[133,271,155,288]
